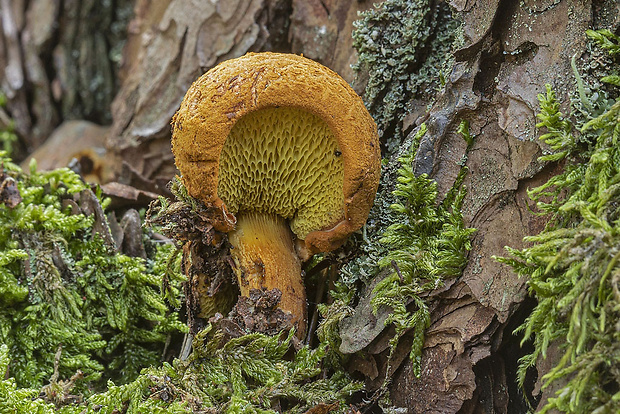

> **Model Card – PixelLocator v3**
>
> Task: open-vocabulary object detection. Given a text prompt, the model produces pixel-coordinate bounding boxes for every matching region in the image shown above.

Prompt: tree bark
[0,0,132,154]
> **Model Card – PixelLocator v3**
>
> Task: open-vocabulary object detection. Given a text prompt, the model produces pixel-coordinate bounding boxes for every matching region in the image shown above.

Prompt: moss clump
[0,153,186,395]
[353,0,460,153]
[497,29,620,413]
[159,325,362,413]
[1,320,362,413]
[369,123,475,379]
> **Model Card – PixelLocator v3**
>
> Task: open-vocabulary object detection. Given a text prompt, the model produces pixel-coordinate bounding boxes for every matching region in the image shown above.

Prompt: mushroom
[171,52,380,336]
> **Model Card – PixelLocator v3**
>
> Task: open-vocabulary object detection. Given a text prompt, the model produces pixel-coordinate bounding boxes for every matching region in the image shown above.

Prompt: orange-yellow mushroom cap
[171,52,381,256]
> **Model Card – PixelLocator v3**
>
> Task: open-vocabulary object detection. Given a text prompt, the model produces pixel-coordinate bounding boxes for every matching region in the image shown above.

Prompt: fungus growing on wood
[172,52,380,336]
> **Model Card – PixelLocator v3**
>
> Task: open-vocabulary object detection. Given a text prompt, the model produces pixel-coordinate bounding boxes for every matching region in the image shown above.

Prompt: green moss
[2,323,362,413]
[0,153,186,396]
[352,0,460,153]
[171,326,361,413]
[497,29,620,413]
[370,123,475,378]
[0,345,57,413]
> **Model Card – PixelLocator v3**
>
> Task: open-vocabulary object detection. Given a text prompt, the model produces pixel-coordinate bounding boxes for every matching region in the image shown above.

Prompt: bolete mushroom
[171,52,380,336]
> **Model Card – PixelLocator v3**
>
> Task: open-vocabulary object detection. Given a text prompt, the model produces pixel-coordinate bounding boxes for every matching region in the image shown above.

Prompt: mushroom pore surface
[217,106,345,239]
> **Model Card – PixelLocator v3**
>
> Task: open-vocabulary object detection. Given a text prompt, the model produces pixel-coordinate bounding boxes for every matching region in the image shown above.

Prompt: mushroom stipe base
[228,211,307,336]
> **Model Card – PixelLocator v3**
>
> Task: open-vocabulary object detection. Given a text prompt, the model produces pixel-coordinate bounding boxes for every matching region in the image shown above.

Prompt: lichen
[497,29,620,413]
[352,0,461,153]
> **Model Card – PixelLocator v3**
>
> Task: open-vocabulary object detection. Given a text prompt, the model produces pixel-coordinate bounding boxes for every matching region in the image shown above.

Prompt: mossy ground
[0,153,187,399]
[0,124,474,413]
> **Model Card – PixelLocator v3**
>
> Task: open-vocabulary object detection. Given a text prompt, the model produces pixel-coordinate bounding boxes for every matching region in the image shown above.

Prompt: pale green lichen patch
[353,0,461,153]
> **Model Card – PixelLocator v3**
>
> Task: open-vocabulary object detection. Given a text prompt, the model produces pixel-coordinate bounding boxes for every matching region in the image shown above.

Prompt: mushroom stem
[228,211,307,336]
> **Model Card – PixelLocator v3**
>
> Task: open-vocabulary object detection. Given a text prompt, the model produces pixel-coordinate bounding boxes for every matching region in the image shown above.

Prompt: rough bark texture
[2,0,620,412]
[105,0,372,194]
[0,0,132,154]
